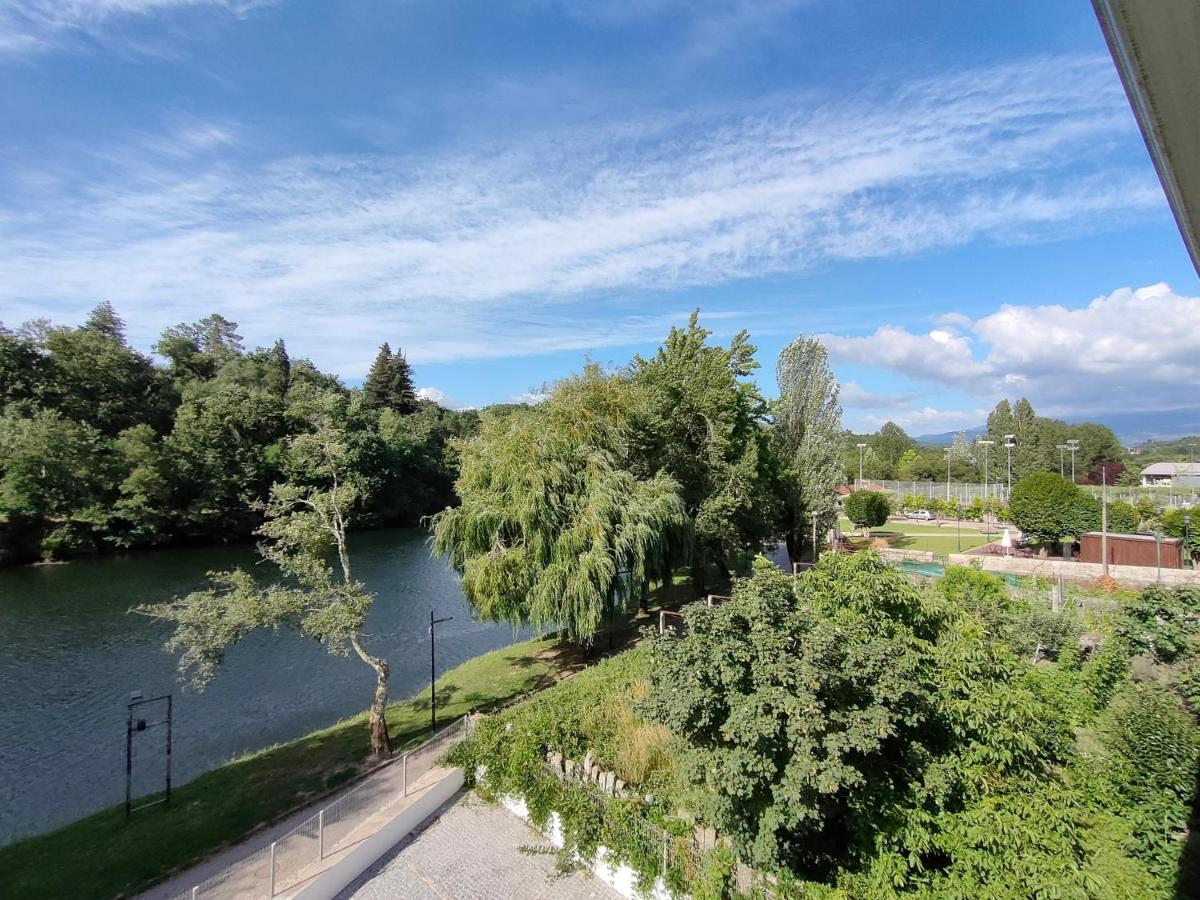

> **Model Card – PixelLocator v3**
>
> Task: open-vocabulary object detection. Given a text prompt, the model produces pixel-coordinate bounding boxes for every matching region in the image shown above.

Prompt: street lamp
[856,443,866,487]
[943,447,952,500]
[1056,443,1069,477]
[1004,435,1015,500]
[428,610,453,737]
[977,439,995,536]
[1067,439,1080,483]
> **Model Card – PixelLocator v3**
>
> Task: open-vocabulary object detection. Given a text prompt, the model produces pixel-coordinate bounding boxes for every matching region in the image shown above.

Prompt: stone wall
[944,553,1200,586]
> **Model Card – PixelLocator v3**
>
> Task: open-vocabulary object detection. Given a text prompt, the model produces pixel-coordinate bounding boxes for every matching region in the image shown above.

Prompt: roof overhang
[1093,0,1200,277]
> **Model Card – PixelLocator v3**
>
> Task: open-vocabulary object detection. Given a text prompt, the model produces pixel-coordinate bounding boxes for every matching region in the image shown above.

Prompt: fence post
[269,841,277,896]
[658,610,666,634]
[403,753,408,797]
[318,808,324,860]
[192,887,198,900]
[662,831,669,878]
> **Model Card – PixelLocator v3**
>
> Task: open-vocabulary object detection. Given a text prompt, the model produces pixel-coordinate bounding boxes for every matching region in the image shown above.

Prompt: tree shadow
[1176,765,1200,899]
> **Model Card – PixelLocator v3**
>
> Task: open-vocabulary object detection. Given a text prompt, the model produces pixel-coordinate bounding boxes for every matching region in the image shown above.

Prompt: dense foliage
[431,367,689,643]
[0,305,476,564]
[1008,471,1100,547]
[843,489,890,533]
[434,314,830,644]
[459,555,1200,897]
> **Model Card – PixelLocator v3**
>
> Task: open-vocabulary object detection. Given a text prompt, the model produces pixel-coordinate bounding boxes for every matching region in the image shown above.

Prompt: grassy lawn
[0,577,698,900]
[838,518,995,554]
[838,517,992,536]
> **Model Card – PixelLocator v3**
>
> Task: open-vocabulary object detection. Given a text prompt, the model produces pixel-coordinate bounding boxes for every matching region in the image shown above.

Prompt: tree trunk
[638,579,649,615]
[367,657,392,758]
[351,635,392,757]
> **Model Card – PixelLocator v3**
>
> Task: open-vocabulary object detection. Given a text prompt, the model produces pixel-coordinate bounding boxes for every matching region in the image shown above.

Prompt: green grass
[0,574,700,900]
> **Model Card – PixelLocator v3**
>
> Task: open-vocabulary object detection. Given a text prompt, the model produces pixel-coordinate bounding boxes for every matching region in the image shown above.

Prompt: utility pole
[429,610,453,737]
[1068,439,1080,483]
[1004,435,1015,500]
[1101,467,1109,577]
[1056,443,1068,477]
[856,442,866,488]
[977,439,995,536]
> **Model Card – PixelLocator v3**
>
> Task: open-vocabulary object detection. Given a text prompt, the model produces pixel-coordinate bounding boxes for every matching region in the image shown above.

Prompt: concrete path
[337,794,618,900]
[141,741,453,900]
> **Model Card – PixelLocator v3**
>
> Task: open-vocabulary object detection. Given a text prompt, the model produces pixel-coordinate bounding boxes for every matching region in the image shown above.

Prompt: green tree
[640,554,942,873]
[1008,472,1099,548]
[1012,398,1041,479]
[843,489,890,535]
[632,313,779,585]
[362,342,418,414]
[0,325,50,408]
[140,392,396,755]
[774,336,842,560]
[432,367,688,644]
[986,398,1016,446]
[1106,500,1139,534]
[0,407,116,560]
[870,421,914,479]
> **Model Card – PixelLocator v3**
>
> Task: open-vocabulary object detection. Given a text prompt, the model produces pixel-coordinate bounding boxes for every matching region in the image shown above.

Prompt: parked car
[907,509,934,521]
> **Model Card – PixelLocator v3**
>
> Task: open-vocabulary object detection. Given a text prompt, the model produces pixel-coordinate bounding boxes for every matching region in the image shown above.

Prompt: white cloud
[857,406,989,434]
[415,386,472,411]
[0,0,271,56]
[839,380,912,410]
[0,55,1165,378]
[822,283,1200,419]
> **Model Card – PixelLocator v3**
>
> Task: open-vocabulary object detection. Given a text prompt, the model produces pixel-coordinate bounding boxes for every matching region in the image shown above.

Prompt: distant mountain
[915,426,986,445]
[916,408,1200,447]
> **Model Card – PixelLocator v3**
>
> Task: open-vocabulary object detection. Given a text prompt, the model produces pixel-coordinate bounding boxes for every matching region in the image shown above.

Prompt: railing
[176,715,473,899]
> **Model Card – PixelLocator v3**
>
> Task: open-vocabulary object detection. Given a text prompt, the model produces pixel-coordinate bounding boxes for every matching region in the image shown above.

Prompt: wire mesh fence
[860,478,1200,510]
[176,715,473,899]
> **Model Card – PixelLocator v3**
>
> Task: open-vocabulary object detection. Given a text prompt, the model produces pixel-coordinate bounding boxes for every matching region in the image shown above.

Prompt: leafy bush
[1008,472,1100,547]
[1107,500,1140,534]
[1094,683,1200,879]
[843,490,890,533]
[1116,585,1200,663]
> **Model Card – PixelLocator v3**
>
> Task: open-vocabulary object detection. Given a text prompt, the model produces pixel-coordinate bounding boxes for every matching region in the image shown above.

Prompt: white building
[1140,462,1200,486]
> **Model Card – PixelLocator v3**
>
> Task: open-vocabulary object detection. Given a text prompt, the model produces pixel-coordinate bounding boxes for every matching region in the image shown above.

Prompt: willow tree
[431,366,688,644]
[140,390,395,756]
[774,336,843,560]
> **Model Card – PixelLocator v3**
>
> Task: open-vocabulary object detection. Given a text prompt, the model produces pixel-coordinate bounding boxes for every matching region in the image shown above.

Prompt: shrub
[1008,472,1100,547]
[1116,585,1200,663]
[844,490,890,533]
[1106,500,1140,534]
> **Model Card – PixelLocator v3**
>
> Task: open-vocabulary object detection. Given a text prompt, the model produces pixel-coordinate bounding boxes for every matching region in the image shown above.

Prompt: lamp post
[943,447,952,500]
[1056,443,1069,477]
[1004,435,1015,500]
[1185,514,1193,568]
[1067,439,1080,483]
[856,442,866,487]
[977,439,995,536]
[429,610,453,737]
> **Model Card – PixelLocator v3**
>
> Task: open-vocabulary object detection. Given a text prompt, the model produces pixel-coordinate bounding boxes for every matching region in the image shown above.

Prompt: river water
[0,528,527,846]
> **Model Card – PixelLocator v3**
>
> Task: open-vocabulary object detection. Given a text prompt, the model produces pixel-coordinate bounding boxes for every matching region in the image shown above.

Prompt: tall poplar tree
[774,336,843,560]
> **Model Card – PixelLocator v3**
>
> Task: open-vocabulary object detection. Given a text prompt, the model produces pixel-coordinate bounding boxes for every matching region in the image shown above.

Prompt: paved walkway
[338,794,618,900]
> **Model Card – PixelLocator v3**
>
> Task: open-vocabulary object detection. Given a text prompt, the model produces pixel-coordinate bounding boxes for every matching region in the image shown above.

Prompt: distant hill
[915,426,985,446]
[917,408,1200,447]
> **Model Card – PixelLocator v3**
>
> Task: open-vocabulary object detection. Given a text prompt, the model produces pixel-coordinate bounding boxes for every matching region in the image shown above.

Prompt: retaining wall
[944,554,1200,586]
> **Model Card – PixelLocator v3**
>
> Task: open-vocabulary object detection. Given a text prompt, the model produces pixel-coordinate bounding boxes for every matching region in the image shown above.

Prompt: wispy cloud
[0,55,1163,377]
[821,283,1200,419]
[0,0,271,57]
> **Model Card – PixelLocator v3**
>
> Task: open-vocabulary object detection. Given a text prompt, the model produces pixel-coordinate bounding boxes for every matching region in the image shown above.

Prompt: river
[0,528,528,846]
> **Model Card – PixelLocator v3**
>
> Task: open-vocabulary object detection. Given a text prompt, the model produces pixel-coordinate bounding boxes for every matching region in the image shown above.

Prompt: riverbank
[0,634,575,900]
[0,574,696,900]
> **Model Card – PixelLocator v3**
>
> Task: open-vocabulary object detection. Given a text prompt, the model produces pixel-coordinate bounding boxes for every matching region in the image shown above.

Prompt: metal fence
[175,715,473,899]
[861,478,1200,510]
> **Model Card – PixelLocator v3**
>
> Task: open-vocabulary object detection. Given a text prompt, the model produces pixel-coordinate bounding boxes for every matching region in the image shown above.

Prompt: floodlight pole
[943,448,952,500]
[1056,443,1068,477]
[1068,439,1080,483]
[1004,435,1015,500]
[977,439,995,536]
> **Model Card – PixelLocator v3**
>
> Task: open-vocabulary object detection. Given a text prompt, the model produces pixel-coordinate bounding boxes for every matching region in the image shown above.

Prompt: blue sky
[2,1,1198,437]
